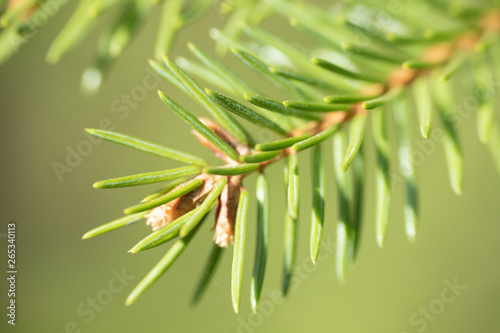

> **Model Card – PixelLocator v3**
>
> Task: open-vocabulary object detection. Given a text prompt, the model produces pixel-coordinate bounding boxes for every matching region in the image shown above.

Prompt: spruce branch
[75,1,500,313]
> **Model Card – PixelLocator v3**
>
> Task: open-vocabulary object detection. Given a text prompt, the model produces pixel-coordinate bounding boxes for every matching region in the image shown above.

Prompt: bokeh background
[1,1,500,332]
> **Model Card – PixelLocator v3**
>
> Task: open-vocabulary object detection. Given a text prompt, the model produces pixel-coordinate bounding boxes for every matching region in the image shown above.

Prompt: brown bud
[213,176,242,247]
[388,67,418,88]
[423,44,453,63]
[456,31,481,50]
[7,0,37,20]
[481,11,500,31]
[318,111,348,133]
[193,118,248,163]
[146,174,219,231]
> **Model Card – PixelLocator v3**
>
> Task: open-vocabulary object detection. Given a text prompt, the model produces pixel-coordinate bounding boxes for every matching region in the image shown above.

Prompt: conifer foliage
[4,0,498,313]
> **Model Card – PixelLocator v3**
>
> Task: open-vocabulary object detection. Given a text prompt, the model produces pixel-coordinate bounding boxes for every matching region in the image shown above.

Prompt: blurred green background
[1,2,500,333]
